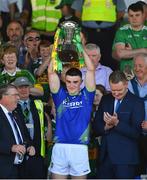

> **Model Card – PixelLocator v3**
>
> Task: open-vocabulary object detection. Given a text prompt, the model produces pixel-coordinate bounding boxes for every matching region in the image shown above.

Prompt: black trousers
[4,163,25,179]
[23,156,46,179]
[137,135,147,175]
[97,155,137,179]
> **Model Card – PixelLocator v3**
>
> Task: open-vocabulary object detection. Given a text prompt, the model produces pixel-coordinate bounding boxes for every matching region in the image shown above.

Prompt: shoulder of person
[119,24,130,31]
[100,64,113,72]
[128,90,144,102]
[100,93,112,102]
[143,25,147,31]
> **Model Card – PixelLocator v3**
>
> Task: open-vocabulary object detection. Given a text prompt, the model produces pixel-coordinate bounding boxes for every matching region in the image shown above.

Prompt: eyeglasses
[4,93,20,97]
[26,36,40,42]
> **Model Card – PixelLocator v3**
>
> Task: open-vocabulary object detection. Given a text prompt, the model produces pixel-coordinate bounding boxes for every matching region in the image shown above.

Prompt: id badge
[26,123,33,129]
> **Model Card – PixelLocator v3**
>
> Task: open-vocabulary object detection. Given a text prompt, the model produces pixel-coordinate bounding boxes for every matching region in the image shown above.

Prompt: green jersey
[113,24,147,71]
[0,68,36,85]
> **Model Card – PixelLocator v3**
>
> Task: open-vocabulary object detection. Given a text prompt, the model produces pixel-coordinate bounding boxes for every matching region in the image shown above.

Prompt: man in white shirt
[0,84,35,178]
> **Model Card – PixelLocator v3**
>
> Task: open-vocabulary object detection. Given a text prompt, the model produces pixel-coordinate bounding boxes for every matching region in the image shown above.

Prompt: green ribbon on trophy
[51,21,85,72]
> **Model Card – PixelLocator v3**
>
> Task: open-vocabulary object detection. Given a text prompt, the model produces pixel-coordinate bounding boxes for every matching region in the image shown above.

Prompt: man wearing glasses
[0,84,35,179]
[23,30,41,72]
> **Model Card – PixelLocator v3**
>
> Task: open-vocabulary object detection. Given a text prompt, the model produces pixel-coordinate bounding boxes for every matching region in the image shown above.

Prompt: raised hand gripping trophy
[51,21,84,71]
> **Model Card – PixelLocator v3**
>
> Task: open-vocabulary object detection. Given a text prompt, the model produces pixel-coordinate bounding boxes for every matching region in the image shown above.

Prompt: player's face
[65,75,82,95]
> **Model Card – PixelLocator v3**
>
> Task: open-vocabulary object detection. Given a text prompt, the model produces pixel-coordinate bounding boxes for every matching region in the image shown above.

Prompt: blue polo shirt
[52,87,95,144]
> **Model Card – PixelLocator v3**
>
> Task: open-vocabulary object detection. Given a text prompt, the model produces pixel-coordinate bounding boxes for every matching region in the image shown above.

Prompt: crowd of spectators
[0,0,146,179]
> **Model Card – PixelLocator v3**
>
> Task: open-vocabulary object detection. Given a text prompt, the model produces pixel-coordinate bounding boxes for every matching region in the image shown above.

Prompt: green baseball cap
[55,0,74,9]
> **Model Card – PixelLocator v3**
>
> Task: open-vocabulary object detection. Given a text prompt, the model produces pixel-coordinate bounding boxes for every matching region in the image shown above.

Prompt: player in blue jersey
[48,50,96,179]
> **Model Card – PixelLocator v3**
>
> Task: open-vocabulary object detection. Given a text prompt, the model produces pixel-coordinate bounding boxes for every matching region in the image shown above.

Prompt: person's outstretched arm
[83,50,96,91]
[48,60,60,93]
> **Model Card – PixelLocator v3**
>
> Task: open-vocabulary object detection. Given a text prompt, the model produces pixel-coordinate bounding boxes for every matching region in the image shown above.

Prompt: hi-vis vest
[34,100,45,157]
[82,0,116,22]
[31,0,61,32]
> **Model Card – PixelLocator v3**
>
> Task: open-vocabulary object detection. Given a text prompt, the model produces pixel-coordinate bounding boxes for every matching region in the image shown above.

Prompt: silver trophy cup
[58,21,79,63]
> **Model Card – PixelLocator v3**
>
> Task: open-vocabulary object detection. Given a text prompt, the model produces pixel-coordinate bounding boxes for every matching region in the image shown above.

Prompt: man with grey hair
[0,84,35,178]
[81,43,113,92]
[128,53,147,120]
[128,53,147,174]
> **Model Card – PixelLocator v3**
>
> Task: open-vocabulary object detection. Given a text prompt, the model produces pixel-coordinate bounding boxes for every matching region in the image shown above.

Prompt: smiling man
[93,70,145,179]
[48,50,95,179]
[0,84,35,178]
[128,53,147,174]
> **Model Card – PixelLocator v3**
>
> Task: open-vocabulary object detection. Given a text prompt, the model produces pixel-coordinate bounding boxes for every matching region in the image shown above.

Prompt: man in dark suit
[13,76,52,178]
[93,70,145,179]
[0,84,35,179]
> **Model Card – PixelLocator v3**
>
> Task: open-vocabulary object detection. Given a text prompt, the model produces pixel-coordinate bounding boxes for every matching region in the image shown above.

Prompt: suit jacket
[94,90,145,164]
[0,107,28,178]
[16,99,46,179]
[16,98,42,156]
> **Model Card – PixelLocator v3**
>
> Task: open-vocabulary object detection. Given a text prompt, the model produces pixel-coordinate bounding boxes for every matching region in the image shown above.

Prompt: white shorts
[49,143,91,176]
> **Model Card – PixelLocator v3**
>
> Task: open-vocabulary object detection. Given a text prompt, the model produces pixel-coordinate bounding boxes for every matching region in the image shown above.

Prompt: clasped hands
[141,120,147,130]
[11,144,36,157]
[104,112,119,130]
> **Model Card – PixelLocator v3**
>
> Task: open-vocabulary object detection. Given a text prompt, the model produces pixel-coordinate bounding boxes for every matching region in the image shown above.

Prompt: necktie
[8,112,23,144]
[23,102,34,139]
[23,102,29,123]
[115,100,121,113]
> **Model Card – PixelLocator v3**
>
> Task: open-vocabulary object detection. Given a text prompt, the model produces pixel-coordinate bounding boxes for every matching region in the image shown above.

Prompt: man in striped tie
[0,84,35,179]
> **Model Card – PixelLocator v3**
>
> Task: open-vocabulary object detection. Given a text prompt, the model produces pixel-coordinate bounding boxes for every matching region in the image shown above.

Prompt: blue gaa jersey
[52,87,95,144]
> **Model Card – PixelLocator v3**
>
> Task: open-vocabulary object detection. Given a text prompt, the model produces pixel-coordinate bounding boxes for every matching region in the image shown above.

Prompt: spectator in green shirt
[112,2,147,79]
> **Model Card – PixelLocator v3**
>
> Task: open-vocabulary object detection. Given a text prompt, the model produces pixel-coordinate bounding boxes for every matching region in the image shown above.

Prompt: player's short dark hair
[65,68,82,79]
